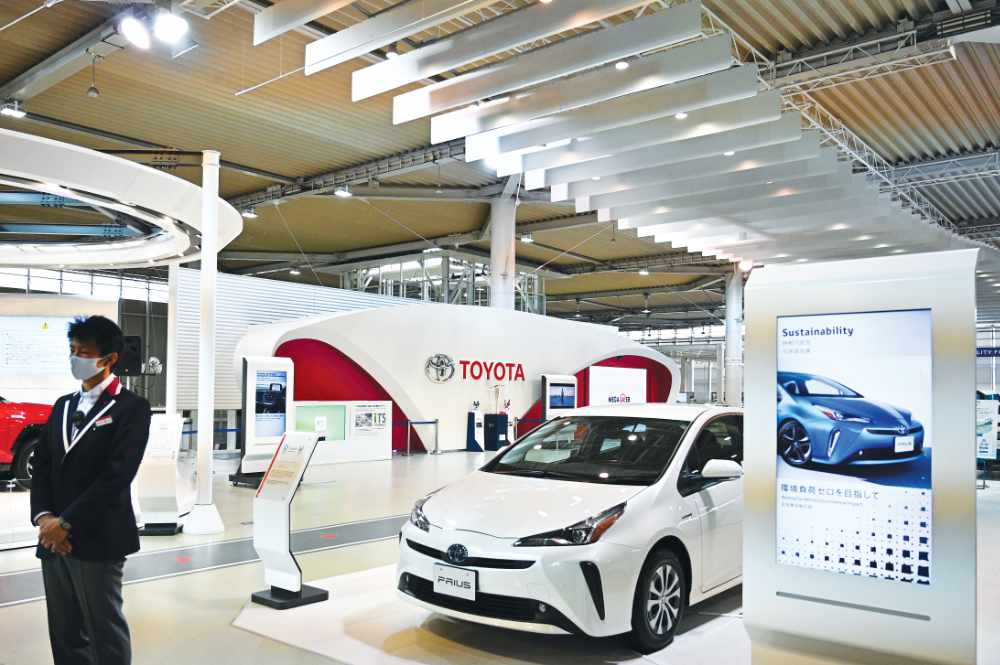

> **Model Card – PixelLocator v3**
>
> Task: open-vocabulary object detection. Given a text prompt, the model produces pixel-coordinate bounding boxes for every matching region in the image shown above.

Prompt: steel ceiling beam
[883,149,1000,188]
[559,252,730,275]
[546,277,724,302]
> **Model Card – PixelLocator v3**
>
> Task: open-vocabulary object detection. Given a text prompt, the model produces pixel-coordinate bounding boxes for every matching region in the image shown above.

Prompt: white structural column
[165,263,179,416]
[724,269,745,406]
[186,150,225,535]
[489,197,517,309]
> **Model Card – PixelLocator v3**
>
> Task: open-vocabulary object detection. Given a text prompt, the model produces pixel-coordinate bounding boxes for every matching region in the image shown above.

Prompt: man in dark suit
[31,315,151,665]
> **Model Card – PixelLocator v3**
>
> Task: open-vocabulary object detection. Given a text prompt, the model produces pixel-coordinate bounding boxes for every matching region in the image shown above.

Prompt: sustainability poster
[254,369,288,438]
[776,309,932,585]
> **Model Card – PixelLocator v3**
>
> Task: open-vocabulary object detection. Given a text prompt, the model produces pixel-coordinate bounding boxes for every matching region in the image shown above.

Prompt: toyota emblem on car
[425,354,456,383]
[446,544,468,565]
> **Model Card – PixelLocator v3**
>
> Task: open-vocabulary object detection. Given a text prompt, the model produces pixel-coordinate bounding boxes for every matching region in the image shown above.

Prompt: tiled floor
[0,457,994,665]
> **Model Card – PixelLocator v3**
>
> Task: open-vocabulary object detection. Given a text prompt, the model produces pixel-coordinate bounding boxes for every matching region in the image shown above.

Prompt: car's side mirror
[701,459,744,481]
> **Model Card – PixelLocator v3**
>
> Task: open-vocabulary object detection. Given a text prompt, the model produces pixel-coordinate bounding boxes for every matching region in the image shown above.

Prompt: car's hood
[800,396,913,424]
[422,470,646,539]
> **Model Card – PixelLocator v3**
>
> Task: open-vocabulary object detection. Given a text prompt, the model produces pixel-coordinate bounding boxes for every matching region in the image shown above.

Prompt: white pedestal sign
[744,250,977,665]
[137,414,184,535]
[251,431,328,609]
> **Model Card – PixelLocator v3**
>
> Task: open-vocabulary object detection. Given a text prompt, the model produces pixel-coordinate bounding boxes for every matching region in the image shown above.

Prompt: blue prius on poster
[776,309,933,586]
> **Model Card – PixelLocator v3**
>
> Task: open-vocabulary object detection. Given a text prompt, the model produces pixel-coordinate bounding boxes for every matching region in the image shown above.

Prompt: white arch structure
[0,129,242,268]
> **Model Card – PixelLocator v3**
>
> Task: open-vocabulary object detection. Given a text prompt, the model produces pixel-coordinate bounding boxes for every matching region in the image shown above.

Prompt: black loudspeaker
[115,336,143,376]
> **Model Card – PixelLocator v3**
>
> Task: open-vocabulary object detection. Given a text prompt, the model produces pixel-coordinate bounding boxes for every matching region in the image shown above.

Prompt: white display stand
[743,250,977,665]
[137,414,185,535]
[588,365,647,405]
[977,399,999,460]
[251,431,327,609]
[232,356,295,487]
[541,374,577,421]
[298,401,392,470]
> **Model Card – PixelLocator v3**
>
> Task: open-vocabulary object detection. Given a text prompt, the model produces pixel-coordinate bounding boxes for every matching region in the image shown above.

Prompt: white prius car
[397,403,744,653]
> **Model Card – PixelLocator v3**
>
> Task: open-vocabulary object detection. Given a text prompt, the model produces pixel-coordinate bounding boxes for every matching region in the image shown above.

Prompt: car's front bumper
[817,424,925,466]
[396,522,643,638]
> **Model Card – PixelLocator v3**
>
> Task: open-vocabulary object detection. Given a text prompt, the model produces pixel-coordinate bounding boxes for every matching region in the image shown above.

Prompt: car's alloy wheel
[647,563,682,636]
[14,437,37,491]
[628,549,686,654]
[778,420,811,466]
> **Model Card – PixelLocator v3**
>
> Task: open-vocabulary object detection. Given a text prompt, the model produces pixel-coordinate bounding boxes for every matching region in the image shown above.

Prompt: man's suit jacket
[30,379,152,562]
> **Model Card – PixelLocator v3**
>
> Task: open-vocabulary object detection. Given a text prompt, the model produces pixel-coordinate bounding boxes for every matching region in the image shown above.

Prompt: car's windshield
[779,373,862,398]
[485,416,691,485]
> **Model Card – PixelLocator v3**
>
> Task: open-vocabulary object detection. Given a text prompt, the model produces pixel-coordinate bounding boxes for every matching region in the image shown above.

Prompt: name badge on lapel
[95,416,114,428]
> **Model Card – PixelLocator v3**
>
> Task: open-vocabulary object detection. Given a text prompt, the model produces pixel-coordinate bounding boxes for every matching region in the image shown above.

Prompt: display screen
[254,369,288,438]
[776,309,932,585]
[588,365,647,405]
[548,383,576,409]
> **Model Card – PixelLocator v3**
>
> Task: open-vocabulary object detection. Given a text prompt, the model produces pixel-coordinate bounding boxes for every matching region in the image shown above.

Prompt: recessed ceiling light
[723,150,736,157]
[795,258,809,263]
[615,61,630,71]
[638,268,650,276]
[891,249,906,254]
[873,243,891,249]
[520,234,534,244]
[829,223,849,231]
[772,253,790,259]
[289,268,301,276]
[674,111,688,120]
[641,307,651,314]
[591,176,601,181]
[120,15,151,50]
[334,184,353,198]
[738,259,754,272]
[241,207,258,219]
[422,247,442,254]
[385,48,399,59]
[854,235,873,241]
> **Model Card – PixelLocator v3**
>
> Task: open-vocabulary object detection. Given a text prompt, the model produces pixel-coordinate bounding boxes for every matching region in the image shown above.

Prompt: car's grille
[406,539,535,570]
[398,573,579,634]
[866,425,923,436]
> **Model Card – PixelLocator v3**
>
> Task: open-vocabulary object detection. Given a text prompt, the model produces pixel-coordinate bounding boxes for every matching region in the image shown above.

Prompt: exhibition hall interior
[1,0,999,664]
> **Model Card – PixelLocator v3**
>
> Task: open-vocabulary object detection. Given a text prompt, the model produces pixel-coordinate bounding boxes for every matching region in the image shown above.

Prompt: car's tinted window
[486,416,691,485]
[682,415,744,474]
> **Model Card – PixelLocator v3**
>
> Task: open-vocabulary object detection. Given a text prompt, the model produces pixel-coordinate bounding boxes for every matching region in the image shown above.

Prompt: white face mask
[70,355,105,382]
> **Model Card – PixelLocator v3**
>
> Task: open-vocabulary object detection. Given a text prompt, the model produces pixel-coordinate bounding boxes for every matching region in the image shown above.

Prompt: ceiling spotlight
[766,179,774,185]
[120,15,151,50]
[0,100,26,118]
[334,184,353,198]
[772,253,790,259]
[873,243,891,249]
[520,233,534,244]
[853,234,873,241]
[723,150,736,157]
[241,207,258,219]
[891,249,906,254]
[674,111,688,120]
[574,299,582,318]
[591,176,601,181]
[638,268,650,276]
[153,9,189,45]
[289,268,301,276]
[738,259,754,272]
[795,258,809,263]
[422,247,442,254]
[540,0,553,4]
[829,223,849,231]
[615,61,630,71]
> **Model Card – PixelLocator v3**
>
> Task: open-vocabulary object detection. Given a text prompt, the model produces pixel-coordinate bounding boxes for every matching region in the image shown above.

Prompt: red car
[0,395,52,489]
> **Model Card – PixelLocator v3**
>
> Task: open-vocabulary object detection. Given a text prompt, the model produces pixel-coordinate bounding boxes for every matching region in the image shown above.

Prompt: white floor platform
[233,565,748,665]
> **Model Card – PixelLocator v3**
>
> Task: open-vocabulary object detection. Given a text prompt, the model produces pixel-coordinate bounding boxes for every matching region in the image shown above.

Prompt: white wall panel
[175,268,412,411]
[353,0,649,101]
[306,0,496,76]
[392,2,703,124]
[526,114,802,190]
[435,36,734,145]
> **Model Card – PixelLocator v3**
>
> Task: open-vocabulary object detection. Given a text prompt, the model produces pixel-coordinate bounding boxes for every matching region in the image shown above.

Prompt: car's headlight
[815,406,870,424]
[513,503,625,547]
[409,497,431,532]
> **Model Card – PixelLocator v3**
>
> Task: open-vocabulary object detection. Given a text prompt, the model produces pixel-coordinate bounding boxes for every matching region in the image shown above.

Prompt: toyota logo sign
[446,544,469,565]
[425,354,456,383]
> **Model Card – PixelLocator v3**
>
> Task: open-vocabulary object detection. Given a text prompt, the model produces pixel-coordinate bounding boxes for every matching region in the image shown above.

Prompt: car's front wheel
[778,419,812,466]
[628,548,686,654]
[13,434,38,491]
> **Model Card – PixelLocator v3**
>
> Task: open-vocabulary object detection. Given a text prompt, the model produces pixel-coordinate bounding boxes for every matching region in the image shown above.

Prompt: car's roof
[568,402,740,421]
